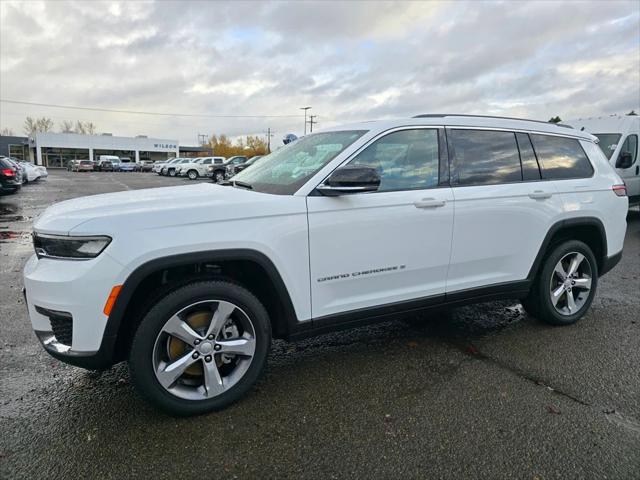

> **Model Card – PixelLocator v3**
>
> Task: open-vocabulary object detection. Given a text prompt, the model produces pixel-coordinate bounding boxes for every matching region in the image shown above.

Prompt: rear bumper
[600,251,622,276]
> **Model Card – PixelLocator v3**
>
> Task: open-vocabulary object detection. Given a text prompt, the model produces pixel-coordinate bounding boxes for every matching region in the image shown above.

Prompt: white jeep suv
[23,115,628,416]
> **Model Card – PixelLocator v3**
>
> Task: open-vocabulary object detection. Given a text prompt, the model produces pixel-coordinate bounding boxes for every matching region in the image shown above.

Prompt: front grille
[35,306,73,346]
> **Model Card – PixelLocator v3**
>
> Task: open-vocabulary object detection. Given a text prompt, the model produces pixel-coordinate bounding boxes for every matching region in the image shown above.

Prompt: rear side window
[515,133,541,181]
[449,129,522,185]
[530,134,594,179]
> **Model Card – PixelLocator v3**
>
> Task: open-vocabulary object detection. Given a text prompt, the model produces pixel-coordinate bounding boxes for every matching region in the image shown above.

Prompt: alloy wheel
[549,251,592,316]
[152,300,256,400]
[215,171,225,183]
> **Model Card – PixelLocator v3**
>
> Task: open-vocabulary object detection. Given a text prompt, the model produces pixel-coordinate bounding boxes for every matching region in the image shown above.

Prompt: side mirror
[316,165,381,196]
[616,151,634,169]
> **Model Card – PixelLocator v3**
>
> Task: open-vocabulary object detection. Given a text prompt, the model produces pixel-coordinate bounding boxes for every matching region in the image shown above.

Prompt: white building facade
[33,132,179,168]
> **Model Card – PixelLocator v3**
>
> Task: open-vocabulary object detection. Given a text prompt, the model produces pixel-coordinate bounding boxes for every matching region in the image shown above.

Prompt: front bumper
[23,253,127,369]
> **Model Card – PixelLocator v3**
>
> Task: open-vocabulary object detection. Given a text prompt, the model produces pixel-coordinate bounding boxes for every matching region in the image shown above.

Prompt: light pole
[300,106,311,135]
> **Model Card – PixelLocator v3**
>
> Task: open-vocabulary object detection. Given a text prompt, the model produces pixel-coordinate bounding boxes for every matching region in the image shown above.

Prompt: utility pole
[300,106,311,135]
[265,127,274,154]
[309,115,318,133]
[197,133,207,145]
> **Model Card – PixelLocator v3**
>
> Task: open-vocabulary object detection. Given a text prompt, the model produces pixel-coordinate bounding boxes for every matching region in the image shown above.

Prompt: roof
[322,114,596,141]
[565,115,639,135]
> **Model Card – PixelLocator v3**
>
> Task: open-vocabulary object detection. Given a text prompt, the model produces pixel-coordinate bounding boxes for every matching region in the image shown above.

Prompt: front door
[307,128,454,320]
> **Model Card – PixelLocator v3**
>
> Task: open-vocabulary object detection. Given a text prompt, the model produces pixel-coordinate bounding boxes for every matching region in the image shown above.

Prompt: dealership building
[33,132,181,168]
[0,132,208,168]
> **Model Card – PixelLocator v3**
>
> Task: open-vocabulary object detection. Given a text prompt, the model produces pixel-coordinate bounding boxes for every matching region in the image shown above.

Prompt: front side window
[450,129,522,185]
[345,129,439,192]
[530,134,594,179]
[594,134,621,159]
[619,134,638,164]
[232,130,367,195]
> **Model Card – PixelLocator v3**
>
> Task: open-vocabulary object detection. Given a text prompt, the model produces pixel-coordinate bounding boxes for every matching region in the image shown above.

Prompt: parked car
[153,157,182,175]
[566,115,639,206]
[96,155,119,172]
[0,157,21,194]
[18,161,43,183]
[23,114,628,416]
[67,160,78,172]
[230,155,263,176]
[3,157,25,184]
[139,161,155,172]
[119,158,139,172]
[162,158,191,177]
[178,157,226,180]
[73,160,94,172]
[224,156,248,179]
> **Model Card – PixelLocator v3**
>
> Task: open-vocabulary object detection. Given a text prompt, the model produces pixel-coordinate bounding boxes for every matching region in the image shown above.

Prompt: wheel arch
[527,217,608,281]
[105,249,299,363]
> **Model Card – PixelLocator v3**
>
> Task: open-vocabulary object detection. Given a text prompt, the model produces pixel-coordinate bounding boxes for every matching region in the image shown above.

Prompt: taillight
[612,184,627,197]
[1,168,15,177]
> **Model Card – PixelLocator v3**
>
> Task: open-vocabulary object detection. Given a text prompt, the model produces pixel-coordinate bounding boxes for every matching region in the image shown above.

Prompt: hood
[34,183,303,235]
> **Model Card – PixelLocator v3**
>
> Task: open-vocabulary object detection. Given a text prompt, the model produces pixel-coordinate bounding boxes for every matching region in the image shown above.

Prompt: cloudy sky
[1,0,639,145]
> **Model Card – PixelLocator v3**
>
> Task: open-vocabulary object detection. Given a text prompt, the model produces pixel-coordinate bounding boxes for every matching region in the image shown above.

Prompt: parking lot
[1,170,639,479]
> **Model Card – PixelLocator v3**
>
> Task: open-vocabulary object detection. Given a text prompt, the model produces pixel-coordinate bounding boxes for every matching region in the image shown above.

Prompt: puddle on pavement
[0,230,31,242]
[0,204,31,223]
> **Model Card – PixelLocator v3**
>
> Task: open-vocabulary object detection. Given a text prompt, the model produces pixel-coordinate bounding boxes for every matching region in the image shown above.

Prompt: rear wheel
[128,280,271,416]
[168,168,176,177]
[187,170,198,180]
[521,240,597,326]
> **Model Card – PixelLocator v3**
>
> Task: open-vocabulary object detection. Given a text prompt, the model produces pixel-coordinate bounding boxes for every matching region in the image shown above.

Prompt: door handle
[414,198,446,209]
[528,190,552,200]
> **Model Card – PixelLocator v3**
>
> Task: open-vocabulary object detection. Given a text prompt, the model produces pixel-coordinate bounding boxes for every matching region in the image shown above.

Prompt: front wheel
[168,168,176,177]
[187,170,198,180]
[213,171,225,183]
[522,240,598,326]
[128,280,271,416]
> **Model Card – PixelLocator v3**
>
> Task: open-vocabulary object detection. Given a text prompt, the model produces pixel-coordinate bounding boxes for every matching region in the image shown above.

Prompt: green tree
[548,116,562,124]
[627,110,638,116]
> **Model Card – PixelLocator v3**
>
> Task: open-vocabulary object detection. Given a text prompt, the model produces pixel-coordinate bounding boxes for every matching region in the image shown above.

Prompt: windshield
[232,130,367,194]
[594,133,622,159]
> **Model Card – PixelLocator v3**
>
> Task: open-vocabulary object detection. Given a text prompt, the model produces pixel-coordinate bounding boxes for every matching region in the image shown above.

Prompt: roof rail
[412,113,574,129]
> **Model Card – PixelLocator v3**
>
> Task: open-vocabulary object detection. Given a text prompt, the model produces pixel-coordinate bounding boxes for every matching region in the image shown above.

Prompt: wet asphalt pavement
[1,171,639,479]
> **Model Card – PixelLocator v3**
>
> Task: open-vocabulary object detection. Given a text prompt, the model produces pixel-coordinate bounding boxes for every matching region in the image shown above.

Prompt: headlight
[207,165,214,171]
[33,233,111,260]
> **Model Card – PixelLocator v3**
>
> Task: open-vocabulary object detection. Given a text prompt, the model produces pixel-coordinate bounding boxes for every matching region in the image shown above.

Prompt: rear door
[617,134,639,200]
[446,129,564,293]
[307,127,454,319]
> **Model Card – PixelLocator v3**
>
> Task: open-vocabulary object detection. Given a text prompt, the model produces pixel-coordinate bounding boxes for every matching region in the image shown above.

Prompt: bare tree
[23,116,54,136]
[60,120,75,133]
[0,127,15,136]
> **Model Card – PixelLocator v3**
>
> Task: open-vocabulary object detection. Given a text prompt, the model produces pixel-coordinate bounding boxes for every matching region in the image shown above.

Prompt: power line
[0,99,304,119]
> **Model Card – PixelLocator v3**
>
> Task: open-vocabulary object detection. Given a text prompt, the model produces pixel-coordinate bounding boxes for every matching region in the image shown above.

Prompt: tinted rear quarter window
[515,132,541,181]
[530,134,593,179]
[450,129,522,185]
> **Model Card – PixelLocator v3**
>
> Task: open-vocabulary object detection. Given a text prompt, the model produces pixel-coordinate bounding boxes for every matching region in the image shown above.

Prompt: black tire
[168,168,176,177]
[213,170,225,183]
[187,170,198,180]
[521,240,598,326]
[128,280,271,416]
